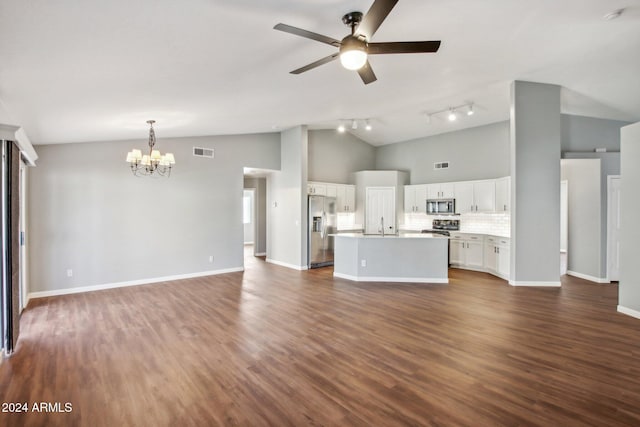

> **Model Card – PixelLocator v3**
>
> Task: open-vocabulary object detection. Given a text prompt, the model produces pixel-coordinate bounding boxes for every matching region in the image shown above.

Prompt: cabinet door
[335,185,347,212]
[325,184,337,198]
[440,183,455,199]
[473,180,496,212]
[466,240,484,268]
[404,186,415,213]
[414,185,428,214]
[454,182,474,214]
[308,182,327,196]
[497,244,510,278]
[495,177,510,212]
[450,240,465,265]
[344,185,356,212]
[426,184,440,199]
[484,242,497,272]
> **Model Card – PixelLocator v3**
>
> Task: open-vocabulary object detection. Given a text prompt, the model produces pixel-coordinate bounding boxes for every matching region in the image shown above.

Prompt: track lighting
[337,119,372,133]
[424,102,476,124]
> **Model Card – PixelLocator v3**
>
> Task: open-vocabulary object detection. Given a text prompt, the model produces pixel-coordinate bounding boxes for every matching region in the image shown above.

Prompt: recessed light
[603,8,624,21]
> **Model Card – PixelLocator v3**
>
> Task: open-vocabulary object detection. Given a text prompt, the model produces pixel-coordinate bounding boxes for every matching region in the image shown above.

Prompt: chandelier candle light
[126,120,175,177]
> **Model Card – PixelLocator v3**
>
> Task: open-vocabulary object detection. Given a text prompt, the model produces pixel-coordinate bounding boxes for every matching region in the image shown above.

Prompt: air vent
[193,147,214,158]
[434,161,449,170]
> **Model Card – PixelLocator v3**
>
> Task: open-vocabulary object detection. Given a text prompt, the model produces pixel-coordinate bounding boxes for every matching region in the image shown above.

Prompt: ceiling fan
[274,0,441,85]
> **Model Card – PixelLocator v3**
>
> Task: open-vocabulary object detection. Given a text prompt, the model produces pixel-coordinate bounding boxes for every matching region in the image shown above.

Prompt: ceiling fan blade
[357,61,377,85]
[290,53,340,74]
[355,0,399,39]
[274,23,341,47]
[368,41,441,55]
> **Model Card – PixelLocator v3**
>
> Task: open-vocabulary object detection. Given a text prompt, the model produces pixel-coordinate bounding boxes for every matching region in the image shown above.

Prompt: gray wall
[619,121,640,314]
[308,130,376,184]
[29,133,280,293]
[244,177,267,255]
[561,159,602,279]
[510,81,561,285]
[267,126,308,268]
[561,114,630,152]
[375,121,510,184]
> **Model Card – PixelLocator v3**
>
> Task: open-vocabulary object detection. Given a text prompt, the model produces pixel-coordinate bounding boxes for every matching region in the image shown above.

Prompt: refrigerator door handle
[320,211,326,239]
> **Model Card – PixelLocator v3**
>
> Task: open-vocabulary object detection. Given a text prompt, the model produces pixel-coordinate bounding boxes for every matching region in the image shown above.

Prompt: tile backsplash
[402,212,511,237]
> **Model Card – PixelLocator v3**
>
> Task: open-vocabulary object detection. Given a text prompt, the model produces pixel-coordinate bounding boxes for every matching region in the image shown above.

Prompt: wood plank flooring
[2,255,640,426]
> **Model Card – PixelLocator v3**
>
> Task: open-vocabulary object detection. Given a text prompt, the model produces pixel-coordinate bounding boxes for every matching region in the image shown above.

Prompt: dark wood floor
[2,255,640,427]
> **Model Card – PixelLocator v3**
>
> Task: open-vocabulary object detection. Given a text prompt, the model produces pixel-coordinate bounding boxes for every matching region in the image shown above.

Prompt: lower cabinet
[483,236,510,280]
[450,234,484,269]
[452,233,510,280]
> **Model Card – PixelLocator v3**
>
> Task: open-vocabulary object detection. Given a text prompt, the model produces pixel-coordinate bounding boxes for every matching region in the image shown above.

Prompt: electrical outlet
[361,259,367,267]
[209,255,214,263]
[67,269,73,277]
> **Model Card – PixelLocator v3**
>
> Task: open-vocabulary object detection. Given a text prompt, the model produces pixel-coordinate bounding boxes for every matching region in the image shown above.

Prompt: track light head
[448,109,457,121]
[365,119,372,131]
[351,119,358,130]
[467,104,474,116]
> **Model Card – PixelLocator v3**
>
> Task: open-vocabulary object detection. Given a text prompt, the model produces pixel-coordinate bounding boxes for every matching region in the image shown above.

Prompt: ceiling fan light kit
[274,0,441,84]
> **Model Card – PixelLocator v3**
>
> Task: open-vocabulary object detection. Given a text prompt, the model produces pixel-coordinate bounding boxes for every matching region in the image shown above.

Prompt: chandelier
[125,120,175,177]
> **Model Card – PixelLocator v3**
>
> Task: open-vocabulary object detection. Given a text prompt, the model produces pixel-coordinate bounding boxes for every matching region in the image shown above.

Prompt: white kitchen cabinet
[404,184,428,214]
[427,182,454,199]
[454,181,474,213]
[325,184,337,198]
[484,236,510,279]
[365,187,396,235]
[449,233,484,268]
[307,182,327,195]
[495,176,510,212]
[336,184,356,212]
[454,180,495,213]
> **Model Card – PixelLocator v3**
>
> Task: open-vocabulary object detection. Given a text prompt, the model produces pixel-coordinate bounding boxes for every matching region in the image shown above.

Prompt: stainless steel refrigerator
[308,195,337,268]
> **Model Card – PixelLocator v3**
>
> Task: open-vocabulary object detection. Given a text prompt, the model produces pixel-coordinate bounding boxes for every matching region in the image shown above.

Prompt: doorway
[243,188,255,247]
[560,180,568,275]
[607,175,621,281]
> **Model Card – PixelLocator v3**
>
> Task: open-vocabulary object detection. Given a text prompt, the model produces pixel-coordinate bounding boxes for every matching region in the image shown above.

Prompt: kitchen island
[333,233,449,283]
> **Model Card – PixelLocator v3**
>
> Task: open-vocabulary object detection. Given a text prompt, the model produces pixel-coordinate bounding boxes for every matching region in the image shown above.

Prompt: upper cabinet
[307,182,326,196]
[309,181,356,212]
[336,184,356,212]
[454,180,496,213]
[426,182,454,199]
[495,177,511,212]
[404,184,428,214]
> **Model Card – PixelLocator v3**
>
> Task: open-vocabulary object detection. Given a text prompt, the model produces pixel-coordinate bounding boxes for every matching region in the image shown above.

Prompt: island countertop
[333,232,449,283]
[334,232,448,239]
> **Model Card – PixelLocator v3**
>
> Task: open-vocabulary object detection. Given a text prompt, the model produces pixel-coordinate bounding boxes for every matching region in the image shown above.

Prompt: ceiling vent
[193,147,214,158]
[434,161,449,170]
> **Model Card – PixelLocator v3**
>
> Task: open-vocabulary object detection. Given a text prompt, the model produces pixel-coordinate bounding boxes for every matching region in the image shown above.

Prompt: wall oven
[426,198,455,215]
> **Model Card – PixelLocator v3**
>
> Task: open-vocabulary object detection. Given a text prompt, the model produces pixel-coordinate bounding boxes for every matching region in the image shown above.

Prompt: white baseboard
[617,305,640,320]
[254,252,266,256]
[28,267,245,300]
[567,270,610,284]
[265,258,308,271]
[508,280,561,287]
[334,272,448,284]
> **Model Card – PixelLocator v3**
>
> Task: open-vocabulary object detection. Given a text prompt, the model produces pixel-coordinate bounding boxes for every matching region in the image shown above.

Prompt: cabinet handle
[504,204,507,211]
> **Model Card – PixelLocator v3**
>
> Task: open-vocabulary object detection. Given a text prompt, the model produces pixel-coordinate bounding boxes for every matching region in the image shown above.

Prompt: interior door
[607,176,621,281]
[365,187,395,235]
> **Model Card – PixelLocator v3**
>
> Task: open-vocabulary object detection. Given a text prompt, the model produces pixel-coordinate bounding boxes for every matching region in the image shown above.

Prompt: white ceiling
[0,0,638,146]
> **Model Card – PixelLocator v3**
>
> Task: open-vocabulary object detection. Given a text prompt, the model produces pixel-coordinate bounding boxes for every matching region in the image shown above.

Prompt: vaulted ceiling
[0,0,638,146]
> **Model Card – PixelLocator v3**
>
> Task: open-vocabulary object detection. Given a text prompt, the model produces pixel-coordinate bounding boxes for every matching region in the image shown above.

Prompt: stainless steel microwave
[426,199,456,215]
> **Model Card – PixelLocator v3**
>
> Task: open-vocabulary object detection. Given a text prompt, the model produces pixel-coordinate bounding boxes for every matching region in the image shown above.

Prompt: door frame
[607,175,621,281]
